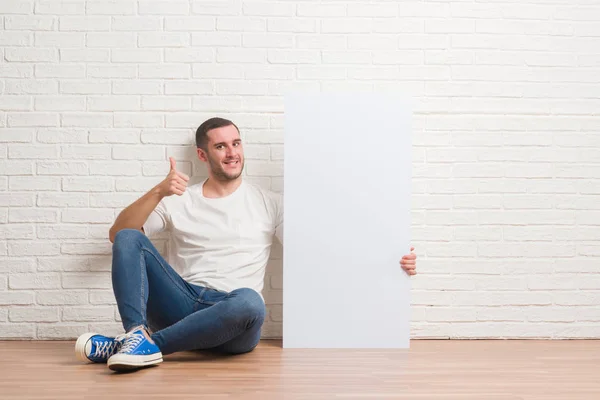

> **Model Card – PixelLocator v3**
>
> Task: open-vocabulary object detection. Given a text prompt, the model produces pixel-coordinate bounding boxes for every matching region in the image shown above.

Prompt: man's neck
[202,176,243,198]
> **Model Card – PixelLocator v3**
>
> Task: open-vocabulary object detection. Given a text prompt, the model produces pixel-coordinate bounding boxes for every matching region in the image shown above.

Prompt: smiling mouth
[223,159,239,166]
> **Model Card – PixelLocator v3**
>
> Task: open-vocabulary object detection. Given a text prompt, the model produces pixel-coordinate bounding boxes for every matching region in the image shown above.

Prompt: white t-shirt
[142,179,283,297]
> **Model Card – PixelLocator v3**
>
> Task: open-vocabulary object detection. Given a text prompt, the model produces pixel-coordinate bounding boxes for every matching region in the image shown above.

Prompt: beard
[207,154,244,181]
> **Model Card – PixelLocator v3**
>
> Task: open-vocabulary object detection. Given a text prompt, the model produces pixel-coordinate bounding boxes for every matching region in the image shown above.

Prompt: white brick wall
[1,1,599,341]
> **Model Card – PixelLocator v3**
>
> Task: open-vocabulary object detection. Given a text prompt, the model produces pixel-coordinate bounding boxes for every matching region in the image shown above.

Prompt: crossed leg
[111,229,266,356]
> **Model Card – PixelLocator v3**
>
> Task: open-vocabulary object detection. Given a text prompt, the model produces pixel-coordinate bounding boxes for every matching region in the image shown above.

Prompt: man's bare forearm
[109,185,164,243]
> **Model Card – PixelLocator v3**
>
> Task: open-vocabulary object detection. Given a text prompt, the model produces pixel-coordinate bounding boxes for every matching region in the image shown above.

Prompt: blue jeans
[111,229,266,356]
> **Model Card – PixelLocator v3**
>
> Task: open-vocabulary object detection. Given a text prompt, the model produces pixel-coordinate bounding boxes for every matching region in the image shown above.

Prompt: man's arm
[109,157,189,243]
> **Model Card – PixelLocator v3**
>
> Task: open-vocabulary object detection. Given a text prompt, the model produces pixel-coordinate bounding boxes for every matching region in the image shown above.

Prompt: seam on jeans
[140,250,146,326]
[141,246,198,303]
[197,287,216,305]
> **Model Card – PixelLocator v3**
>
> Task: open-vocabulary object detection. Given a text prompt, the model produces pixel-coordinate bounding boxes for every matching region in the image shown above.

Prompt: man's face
[199,124,244,181]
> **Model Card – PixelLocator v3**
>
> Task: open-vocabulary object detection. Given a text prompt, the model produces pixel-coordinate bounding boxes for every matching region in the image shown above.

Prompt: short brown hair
[195,117,239,151]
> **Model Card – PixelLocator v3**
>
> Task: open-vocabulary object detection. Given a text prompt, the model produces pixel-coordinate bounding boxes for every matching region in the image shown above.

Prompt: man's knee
[230,288,266,323]
[113,228,146,249]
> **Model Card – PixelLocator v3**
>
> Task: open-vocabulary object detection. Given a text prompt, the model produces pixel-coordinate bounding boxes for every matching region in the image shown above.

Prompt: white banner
[282,93,412,348]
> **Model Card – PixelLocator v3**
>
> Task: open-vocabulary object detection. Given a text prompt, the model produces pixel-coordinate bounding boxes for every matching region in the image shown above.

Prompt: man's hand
[400,246,417,276]
[158,157,189,197]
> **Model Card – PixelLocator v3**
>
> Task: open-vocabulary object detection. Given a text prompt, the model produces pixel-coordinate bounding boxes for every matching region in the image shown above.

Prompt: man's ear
[196,148,208,163]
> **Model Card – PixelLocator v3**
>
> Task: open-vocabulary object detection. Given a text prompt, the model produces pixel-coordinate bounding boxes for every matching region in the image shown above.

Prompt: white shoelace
[118,332,144,354]
[93,340,120,358]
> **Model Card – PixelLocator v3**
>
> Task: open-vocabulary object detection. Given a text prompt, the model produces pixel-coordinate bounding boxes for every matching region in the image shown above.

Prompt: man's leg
[112,229,265,356]
[150,287,266,355]
[111,229,199,333]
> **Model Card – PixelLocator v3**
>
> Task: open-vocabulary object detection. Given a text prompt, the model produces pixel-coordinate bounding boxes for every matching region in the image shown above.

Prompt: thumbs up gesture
[158,157,190,197]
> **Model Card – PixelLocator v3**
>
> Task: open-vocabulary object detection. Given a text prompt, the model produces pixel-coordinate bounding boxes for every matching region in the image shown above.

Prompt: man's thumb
[169,157,176,171]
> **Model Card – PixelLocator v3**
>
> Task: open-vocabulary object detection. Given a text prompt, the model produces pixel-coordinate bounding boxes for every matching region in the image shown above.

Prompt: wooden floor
[0,339,598,399]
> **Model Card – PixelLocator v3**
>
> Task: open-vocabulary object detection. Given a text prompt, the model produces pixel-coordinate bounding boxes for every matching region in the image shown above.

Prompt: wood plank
[0,340,598,399]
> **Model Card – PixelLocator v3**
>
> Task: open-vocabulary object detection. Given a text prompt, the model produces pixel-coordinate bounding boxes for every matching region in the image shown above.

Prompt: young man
[74,117,418,372]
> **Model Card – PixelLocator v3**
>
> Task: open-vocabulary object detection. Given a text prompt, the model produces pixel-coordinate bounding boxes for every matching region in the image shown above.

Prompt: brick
[35,96,85,111]
[10,307,59,322]
[60,80,110,94]
[143,161,191,177]
[6,48,57,63]
[218,17,265,32]
[62,113,112,128]
[89,193,140,208]
[139,32,190,47]
[165,81,213,95]
[10,273,60,289]
[0,31,32,46]
[62,177,113,192]
[86,0,135,15]
[62,242,112,256]
[37,225,88,239]
[37,128,87,144]
[141,96,192,111]
[63,272,111,289]
[0,161,34,175]
[9,207,58,222]
[114,113,164,128]
[0,224,34,240]
[39,256,87,273]
[63,306,114,322]
[86,32,135,47]
[112,49,161,63]
[115,177,163,192]
[36,161,87,176]
[37,324,88,339]
[35,1,84,15]
[112,146,164,160]
[8,113,57,127]
[297,4,345,17]
[61,209,114,223]
[87,65,136,79]
[88,96,140,111]
[112,80,162,95]
[0,64,33,78]
[138,1,189,15]
[89,161,141,176]
[0,1,33,14]
[5,80,57,95]
[37,193,88,207]
[8,241,60,256]
[0,129,33,143]
[37,290,87,306]
[112,16,161,31]
[0,291,34,305]
[192,32,241,47]
[87,322,123,337]
[36,64,85,78]
[0,324,35,339]
[139,64,190,79]
[59,16,110,31]
[60,145,110,159]
[8,144,57,159]
[6,15,55,30]
[164,17,215,31]
[88,129,140,144]
[164,48,213,63]
[243,2,294,16]
[243,33,293,48]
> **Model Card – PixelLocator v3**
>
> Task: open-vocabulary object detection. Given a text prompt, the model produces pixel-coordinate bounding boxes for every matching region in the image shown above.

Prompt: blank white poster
[282,93,412,349]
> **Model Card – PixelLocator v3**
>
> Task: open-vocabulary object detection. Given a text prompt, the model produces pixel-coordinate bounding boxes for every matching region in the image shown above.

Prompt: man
[74,117,418,372]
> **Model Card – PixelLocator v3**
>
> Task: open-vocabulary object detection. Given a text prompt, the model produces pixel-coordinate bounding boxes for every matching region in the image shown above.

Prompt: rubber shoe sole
[107,352,163,372]
[75,332,102,363]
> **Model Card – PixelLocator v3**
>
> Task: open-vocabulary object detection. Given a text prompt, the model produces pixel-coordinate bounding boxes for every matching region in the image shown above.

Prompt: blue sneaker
[107,325,162,372]
[75,332,122,363]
